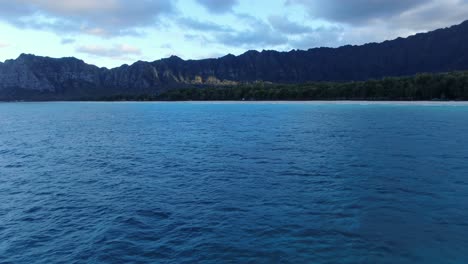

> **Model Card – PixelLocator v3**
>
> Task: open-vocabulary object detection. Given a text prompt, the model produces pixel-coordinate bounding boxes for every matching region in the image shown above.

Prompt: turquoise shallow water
[1,102,468,263]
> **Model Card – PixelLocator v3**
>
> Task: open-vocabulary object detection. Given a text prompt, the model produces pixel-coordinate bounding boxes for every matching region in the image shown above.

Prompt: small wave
[136,209,171,220]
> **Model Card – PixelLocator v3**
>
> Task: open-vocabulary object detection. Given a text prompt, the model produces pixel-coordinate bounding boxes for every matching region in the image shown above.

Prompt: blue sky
[0,0,467,68]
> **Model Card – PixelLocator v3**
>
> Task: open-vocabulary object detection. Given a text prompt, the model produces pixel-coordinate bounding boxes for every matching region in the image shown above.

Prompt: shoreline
[3,100,468,106]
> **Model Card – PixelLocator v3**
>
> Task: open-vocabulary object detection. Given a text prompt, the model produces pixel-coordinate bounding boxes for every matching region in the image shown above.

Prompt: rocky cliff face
[2,20,468,100]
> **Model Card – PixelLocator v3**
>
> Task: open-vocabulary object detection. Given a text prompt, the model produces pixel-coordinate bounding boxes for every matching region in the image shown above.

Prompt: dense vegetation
[99,71,468,101]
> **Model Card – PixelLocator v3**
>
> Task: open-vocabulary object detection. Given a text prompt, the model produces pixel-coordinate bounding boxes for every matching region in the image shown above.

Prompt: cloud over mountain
[195,0,239,13]
[0,0,467,68]
[0,0,176,37]
[76,44,141,59]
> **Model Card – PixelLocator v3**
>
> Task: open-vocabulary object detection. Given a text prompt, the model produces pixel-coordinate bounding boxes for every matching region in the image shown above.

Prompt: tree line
[98,71,468,101]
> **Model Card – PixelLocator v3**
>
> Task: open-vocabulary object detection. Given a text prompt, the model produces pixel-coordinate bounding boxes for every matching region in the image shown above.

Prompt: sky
[0,0,467,68]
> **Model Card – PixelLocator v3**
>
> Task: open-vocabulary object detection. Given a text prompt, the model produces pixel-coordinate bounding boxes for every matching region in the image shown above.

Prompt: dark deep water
[1,102,468,263]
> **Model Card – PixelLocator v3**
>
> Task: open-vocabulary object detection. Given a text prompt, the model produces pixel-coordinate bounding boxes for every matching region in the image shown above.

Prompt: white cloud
[0,0,176,37]
[0,42,10,48]
[76,44,141,58]
[24,0,119,13]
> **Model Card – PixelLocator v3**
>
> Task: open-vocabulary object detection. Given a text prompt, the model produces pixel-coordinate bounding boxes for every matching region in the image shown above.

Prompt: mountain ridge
[1,20,468,100]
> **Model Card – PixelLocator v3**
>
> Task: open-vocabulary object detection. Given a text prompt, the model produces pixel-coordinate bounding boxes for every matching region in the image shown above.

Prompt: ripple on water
[1,102,468,263]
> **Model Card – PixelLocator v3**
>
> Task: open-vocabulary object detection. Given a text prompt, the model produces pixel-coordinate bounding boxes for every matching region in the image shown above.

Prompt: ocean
[1,102,468,263]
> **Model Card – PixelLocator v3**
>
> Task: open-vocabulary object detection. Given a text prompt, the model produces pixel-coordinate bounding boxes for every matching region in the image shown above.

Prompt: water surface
[1,102,468,263]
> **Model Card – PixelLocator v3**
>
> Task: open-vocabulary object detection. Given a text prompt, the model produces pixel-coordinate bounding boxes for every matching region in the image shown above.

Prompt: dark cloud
[290,26,345,49]
[179,13,343,50]
[216,14,288,48]
[389,0,468,31]
[195,0,239,13]
[268,16,313,35]
[1,0,467,57]
[217,29,287,47]
[61,38,76,45]
[0,0,176,37]
[177,13,291,48]
[76,44,141,58]
[0,1,34,21]
[286,0,427,25]
[284,0,468,48]
[177,17,232,32]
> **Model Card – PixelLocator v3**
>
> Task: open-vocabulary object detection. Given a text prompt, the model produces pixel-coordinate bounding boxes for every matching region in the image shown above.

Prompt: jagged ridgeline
[1,20,468,101]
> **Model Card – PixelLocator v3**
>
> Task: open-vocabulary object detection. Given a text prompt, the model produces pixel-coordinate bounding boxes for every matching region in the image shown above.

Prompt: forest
[99,71,468,101]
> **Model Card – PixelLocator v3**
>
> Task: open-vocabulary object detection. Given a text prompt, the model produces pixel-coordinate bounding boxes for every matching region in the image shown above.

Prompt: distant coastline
[79,71,467,102]
[4,101,468,106]
[2,71,467,102]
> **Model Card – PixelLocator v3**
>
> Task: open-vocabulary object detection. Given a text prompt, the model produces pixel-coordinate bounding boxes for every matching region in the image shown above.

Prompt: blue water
[1,102,468,263]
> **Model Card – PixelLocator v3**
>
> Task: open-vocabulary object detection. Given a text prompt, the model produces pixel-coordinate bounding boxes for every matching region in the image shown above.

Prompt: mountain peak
[167,55,184,61]
[17,53,35,60]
